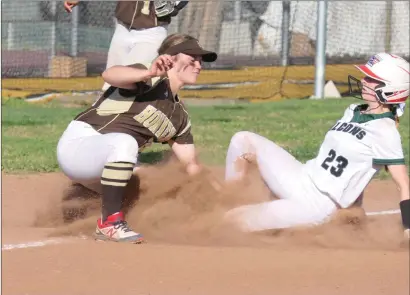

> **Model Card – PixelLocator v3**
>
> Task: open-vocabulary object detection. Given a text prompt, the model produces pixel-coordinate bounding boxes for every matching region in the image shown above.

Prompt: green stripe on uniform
[373,158,405,165]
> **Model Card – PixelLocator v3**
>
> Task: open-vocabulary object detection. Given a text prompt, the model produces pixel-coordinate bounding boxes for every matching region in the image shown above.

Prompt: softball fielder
[57,33,217,243]
[224,53,410,239]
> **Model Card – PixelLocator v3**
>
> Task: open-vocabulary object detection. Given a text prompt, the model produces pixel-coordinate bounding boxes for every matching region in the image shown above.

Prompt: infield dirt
[2,161,409,295]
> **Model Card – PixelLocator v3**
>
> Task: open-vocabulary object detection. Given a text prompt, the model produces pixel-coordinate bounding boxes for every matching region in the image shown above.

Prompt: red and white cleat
[94,212,144,244]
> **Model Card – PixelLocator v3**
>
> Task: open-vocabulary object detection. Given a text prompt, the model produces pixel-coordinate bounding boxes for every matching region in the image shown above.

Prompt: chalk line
[365,209,400,216]
[2,239,67,251]
[2,235,88,251]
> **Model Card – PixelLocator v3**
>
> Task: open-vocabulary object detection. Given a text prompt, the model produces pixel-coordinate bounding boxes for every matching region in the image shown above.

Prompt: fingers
[154,62,165,74]
[64,1,79,13]
[157,57,172,71]
[155,54,174,71]
[158,54,174,64]
[150,54,175,76]
[64,2,73,13]
[240,153,256,163]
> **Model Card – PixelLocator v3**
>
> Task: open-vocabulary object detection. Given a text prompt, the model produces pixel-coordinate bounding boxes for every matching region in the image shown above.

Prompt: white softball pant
[225,131,338,232]
[102,20,168,91]
[56,121,139,193]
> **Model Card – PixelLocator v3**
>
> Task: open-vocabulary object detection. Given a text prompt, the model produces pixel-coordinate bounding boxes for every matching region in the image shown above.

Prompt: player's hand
[148,54,174,77]
[240,153,256,163]
[64,1,79,13]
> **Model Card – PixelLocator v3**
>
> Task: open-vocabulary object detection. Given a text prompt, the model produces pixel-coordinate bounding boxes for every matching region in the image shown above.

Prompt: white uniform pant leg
[102,21,131,91]
[102,24,168,91]
[226,197,337,232]
[57,121,139,192]
[225,131,337,231]
[126,25,168,65]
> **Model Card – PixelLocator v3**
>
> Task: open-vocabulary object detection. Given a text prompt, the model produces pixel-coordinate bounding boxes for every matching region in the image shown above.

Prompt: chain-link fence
[1,1,409,99]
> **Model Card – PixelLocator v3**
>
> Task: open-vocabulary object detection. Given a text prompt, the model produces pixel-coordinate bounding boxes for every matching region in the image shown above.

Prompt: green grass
[2,99,82,173]
[2,98,409,179]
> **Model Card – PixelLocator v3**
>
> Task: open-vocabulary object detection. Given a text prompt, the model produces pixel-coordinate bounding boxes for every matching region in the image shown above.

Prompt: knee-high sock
[100,162,134,221]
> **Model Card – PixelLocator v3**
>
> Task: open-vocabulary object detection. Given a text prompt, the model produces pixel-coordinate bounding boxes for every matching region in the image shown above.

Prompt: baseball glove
[154,0,188,18]
[154,0,177,18]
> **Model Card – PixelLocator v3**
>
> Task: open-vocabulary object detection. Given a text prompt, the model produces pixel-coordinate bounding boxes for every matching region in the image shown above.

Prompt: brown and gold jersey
[115,1,172,30]
[74,76,193,151]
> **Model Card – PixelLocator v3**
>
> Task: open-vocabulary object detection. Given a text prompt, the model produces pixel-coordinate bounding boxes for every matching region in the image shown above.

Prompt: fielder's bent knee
[107,133,139,163]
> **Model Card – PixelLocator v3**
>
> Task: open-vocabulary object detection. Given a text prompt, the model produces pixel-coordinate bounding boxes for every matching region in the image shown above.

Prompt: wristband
[400,199,410,229]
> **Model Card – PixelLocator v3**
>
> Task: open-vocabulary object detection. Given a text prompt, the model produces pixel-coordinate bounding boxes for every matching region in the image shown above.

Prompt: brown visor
[164,39,217,62]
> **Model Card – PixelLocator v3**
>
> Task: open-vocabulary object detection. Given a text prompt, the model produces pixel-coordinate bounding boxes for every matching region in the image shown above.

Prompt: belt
[116,18,169,31]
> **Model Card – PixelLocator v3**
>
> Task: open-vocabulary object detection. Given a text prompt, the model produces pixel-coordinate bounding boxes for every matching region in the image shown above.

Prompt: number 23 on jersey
[321,149,349,177]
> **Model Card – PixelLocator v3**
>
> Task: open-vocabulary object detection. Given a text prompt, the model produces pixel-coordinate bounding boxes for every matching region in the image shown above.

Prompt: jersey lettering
[305,104,403,209]
[134,105,176,141]
[330,122,367,140]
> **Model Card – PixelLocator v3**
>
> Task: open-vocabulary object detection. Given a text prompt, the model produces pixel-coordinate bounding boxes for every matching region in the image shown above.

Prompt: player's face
[175,53,202,85]
[361,76,381,102]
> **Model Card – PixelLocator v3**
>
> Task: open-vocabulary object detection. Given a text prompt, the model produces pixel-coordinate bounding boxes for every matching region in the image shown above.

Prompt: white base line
[366,209,400,216]
[2,239,66,251]
[1,210,401,251]
[2,235,88,251]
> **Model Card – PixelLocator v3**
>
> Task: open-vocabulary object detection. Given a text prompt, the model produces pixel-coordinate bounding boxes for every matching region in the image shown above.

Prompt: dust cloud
[34,159,408,251]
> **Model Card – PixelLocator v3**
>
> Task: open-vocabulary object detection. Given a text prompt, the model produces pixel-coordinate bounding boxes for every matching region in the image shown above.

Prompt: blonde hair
[157,33,197,55]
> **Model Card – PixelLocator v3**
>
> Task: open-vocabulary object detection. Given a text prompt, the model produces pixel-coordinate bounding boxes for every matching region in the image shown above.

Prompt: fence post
[385,1,393,52]
[281,0,291,66]
[234,1,241,55]
[7,22,14,50]
[313,0,328,99]
[50,1,57,58]
[70,4,79,57]
[48,1,57,77]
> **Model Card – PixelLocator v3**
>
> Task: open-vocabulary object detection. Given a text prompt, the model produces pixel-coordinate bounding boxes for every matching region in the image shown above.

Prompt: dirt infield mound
[33,161,407,251]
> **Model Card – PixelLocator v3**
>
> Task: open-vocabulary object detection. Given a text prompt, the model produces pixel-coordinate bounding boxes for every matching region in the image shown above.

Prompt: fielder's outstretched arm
[169,141,201,176]
[102,55,174,90]
[102,66,153,90]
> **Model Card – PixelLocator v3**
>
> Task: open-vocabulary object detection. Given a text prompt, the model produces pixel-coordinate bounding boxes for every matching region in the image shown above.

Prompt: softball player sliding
[224,53,410,239]
[57,33,217,243]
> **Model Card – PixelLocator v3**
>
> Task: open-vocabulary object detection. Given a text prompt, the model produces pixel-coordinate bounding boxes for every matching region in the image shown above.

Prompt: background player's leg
[125,25,168,66]
[102,21,133,91]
